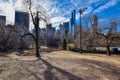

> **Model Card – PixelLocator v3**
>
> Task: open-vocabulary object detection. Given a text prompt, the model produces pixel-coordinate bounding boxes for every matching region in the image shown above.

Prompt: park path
[0,51,120,80]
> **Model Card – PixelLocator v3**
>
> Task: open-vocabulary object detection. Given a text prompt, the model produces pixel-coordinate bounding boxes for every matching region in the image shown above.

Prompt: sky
[0,0,120,30]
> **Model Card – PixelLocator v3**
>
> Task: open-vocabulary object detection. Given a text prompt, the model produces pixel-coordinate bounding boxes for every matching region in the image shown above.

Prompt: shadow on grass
[24,69,42,80]
[40,58,84,80]
[23,58,84,80]
[80,59,120,77]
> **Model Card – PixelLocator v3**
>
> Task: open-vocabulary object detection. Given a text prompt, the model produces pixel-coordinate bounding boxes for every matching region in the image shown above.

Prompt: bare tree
[96,21,120,56]
[74,15,93,50]
[22,0,48,58]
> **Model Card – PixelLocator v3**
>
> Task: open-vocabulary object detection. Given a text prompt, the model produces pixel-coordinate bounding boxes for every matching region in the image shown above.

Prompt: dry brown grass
[0,54,7,57]
[0,50,120,80]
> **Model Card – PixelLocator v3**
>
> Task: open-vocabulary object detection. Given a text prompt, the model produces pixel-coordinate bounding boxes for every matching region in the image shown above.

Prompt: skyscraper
[63,22,69,32]
[15,11,29,29]
[46,24,55,37]
[59,23,64,37]
[72,10,76,25]
[70,10,76,39]
[92,15,98,33]
[92,15,98,38]
[111,21,117,32]
[0,15,6,26]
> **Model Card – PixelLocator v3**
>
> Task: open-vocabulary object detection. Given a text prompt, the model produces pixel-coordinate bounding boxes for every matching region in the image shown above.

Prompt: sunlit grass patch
[56,50,120,58]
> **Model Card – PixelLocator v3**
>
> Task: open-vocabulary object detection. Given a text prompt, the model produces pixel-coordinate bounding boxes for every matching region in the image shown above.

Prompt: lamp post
[79,7,87,53]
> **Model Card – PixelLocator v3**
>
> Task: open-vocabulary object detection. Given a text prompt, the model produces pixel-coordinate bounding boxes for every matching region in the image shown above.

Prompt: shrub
[47,38,60,47]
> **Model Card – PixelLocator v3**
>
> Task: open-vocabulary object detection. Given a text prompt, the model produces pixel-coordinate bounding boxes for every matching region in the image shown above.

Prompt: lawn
[0,50,120,80]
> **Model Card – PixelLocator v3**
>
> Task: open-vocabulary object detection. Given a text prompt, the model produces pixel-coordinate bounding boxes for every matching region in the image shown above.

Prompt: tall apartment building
[15,11,29,30]
[0,15,6,26]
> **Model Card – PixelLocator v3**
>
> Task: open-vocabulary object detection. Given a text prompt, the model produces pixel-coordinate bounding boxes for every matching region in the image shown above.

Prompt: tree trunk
[35,12,40,58]
[106,45,111,56]
[35,39,40,57]
[106,38,111,56]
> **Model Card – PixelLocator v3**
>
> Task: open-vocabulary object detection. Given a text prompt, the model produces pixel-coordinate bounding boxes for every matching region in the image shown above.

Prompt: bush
[47,38,60,47]
[68,46,107,54]
[112,48,118,54]
[68,46,80,52]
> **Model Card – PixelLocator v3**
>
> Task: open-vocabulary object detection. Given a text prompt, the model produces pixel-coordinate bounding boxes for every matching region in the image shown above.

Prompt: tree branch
[21,33,36,42]
[109,36,120,44]
[28,0,35,26]
[96,32,106,38]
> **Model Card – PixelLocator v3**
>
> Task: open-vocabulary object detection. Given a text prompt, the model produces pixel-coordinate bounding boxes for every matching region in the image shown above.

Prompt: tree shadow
[80,59,120,77]
[40,58,84,80]
[21,58,84,80]
[25,68,42,80]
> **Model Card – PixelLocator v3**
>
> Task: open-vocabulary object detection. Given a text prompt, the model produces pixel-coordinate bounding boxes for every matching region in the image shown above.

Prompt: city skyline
[0,0,120,30]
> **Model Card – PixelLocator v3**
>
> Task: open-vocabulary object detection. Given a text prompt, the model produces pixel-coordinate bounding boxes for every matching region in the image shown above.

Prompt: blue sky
[0,0,120,30]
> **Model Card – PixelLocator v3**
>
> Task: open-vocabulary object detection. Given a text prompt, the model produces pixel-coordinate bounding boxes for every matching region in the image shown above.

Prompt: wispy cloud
[93,0,119,13]
[0,0,90,26]
[0,0,27,24]
[87,0,101,4]
[51,16,69,24]
[0,0,15,24]
[0,0,119,28]
[14,0,26,11]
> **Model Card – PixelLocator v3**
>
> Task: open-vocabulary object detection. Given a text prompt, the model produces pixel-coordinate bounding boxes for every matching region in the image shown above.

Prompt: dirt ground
[0,51,120,80]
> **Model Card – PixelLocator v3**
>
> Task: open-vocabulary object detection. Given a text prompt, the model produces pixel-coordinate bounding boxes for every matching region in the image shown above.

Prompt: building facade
[0,15,6,26]
[15,11,29,29]
[63,22,69,32]
[111,21,117,32]
[71,10,76,33]
[46,24,55,37]
[92,15,98,32]
[70,10,76,40]
[92,15,98,38]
